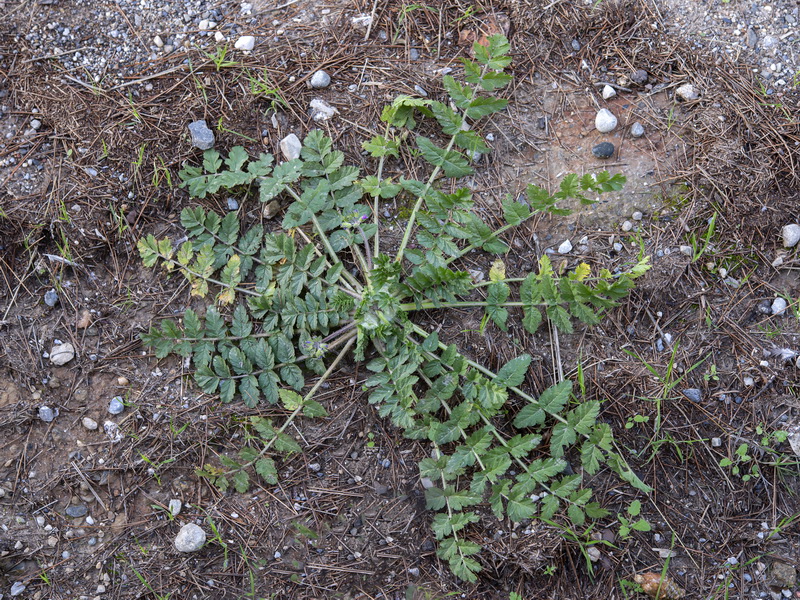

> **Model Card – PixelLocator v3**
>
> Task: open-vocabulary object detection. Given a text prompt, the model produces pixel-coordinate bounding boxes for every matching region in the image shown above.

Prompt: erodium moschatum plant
[138,35,651,581]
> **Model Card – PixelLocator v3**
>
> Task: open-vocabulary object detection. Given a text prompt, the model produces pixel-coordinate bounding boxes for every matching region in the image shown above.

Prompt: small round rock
[676,83,699,101]
[65,505,88,518]
[771,297,788,315]
[621,221,633,232]
[108,396,125,415]
[82,417,98,430]
[601,84,616,100]
[558,239,573,254]
[592,142,615,159]
[595,108,618,133]
[174,523,206,552]
[683,388,702,402]
[234,36,255,51]
[781,223,800,248]
[50,342,75,366]
[44,290,59,309]
[38,406,56,422]
[631,69,648,85]
[632,211,643,221]
[309,70,331,89]
[630,122,645,138]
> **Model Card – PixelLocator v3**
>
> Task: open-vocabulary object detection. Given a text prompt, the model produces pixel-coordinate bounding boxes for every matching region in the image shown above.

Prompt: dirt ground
[1,0,799,599]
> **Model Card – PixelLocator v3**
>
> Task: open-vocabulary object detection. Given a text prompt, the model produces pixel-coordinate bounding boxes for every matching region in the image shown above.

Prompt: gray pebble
[676,83,699,101]
[174,523,206,552]
[82,417,98,430]
[571,39,581,51]
[414,84,428,97]
[10,582,26,597]
[44,289,58,307]
[771,297,788,315]
[630,122,645,138]
[169,499,182,516]
[309,70,331,89]
[595,108,617,133]
[108,396,125,415]
[746,27,758,48]
[631,69,648,85]
[50,342,75,366]
[30,119,42,130]
[381,458,391,468]
[226,198,239,211]
[409,48,420,60]
[592,142,615,159]
[66,505,88,518]
[632,211,643,221]
[188,119,215,150]
[38,406,55,422]
[781,223,800,247]
[683,388,702,402]
[279,133,302,161]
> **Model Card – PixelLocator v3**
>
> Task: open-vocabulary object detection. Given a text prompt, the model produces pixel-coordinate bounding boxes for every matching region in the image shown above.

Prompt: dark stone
[631,69,648,85]
[683,388,702,402]
[592,142,615,159]
[65,505,88,518]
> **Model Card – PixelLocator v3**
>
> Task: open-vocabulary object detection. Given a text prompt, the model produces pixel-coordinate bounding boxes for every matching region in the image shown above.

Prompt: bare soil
[1,1,799,599]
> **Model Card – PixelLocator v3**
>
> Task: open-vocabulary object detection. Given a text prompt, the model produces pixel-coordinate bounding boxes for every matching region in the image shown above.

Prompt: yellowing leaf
[573,262,591,281]
[489,259,506,282]
[279,389,303,411]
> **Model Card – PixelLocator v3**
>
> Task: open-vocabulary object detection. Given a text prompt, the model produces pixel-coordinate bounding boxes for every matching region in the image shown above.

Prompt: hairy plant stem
[238,335,356,471]
[373,123,390,258]
[399,300,523,311]
[394,63,490,265]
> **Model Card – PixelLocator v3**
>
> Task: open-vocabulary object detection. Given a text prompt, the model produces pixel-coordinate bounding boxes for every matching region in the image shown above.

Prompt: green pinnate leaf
[550,422,576,458]
[494,354,531,389]
[255,458,278,484]
[416,137,472,178]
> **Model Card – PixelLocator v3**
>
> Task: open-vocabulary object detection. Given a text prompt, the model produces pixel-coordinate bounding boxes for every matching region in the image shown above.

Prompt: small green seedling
[617,500,651,539]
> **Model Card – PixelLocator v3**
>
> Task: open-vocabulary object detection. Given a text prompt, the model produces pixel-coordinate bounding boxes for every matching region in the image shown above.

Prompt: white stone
[50,342,75,366]
[10,581,26,597]
[30,119,42,130]
[174,523,206,552]
[601,85,616,99]
[82,417,98,430]
[676,83,699,101]
[309,70,331,89]
[632,211,643,221]
[558,239,573,254]
[595,108,617,133]
[279,134,302,161]
[781,223,800,248]
[309,99,338,122]
[234,36,255,51]
[743,376,755,387]
[214,31,225,42]
[679,245,693,256]
[621,221,633,232]
[153,35,164,48]
[630,122,645,138]
[198,19,210,30]
[711,437,722,447]
[169,499,182,516]
[771,297,788,315]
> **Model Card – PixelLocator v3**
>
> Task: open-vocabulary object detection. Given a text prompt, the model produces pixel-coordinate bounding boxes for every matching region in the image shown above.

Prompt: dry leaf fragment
[634,572,686,600]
